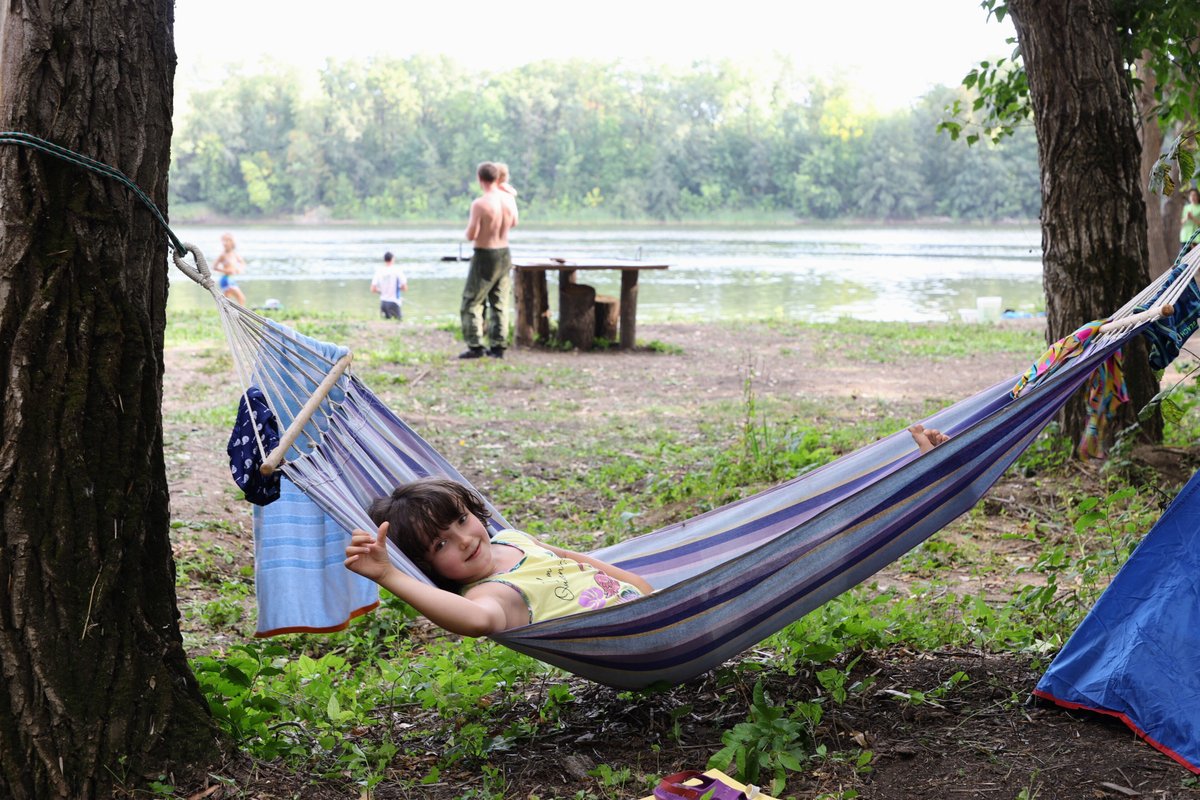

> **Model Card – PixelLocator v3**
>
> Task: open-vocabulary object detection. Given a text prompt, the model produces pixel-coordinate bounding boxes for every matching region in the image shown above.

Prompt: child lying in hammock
[343,477,653,636]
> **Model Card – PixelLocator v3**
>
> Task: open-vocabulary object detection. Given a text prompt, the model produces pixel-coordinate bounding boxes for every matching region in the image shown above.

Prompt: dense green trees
[170,58,1039,222]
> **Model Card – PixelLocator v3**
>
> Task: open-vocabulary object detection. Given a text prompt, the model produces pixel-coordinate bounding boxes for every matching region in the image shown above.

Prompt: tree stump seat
[558,280,597,350]
[594,295,620,343]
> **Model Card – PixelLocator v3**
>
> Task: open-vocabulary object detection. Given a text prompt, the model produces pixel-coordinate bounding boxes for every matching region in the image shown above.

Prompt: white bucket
[958,308,980,323]
[976,296,1002,323]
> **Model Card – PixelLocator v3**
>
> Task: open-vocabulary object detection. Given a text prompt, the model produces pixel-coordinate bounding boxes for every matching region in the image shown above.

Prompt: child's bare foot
[909,424,950,454]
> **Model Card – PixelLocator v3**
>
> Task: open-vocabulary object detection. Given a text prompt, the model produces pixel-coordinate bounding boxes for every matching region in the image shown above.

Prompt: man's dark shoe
[458,347,486,359]
[486,346,505,359]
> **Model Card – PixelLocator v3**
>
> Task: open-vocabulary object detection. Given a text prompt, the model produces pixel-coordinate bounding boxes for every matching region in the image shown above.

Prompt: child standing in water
[343,477,652,635]
[212,232,248,305]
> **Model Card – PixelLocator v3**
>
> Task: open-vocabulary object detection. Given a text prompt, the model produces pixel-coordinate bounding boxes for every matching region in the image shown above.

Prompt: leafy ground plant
[707,681,822,796]
[160,312,1200,799]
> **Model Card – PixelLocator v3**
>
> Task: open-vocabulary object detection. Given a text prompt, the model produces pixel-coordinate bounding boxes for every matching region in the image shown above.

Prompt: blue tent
[1035,469,1200,774]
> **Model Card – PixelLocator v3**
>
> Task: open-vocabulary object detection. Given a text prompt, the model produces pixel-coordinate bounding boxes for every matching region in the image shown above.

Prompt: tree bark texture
[1133,52,1184,279]
[0,3,218,799]
[595,294,620,342]
[513,268,549,346]
[559,276,597,350]
[1009,0,1161,446]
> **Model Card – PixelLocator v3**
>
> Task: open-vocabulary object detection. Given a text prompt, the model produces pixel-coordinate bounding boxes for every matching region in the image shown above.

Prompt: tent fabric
[1034,469,1200,774]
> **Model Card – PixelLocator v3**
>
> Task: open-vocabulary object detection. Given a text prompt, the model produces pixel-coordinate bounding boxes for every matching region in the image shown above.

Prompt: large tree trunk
[1009,0,1161,448]
[0,3,219,799]
[1134,52,1186,278]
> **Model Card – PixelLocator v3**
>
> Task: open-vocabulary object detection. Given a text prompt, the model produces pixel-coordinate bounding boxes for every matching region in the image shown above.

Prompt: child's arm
[539,541,654,595]
[344,525,512,636]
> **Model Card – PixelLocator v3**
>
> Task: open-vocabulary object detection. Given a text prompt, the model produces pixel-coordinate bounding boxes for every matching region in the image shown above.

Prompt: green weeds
[708,681,823,796]
[163,311,1193,796]
[790,318,1044,363]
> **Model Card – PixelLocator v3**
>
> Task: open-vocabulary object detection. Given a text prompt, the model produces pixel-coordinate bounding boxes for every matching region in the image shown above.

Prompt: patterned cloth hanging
[1008,320,1128,460]
[227,386,282,505]
[1010,321,1107,399]
[1078,352,1129,459]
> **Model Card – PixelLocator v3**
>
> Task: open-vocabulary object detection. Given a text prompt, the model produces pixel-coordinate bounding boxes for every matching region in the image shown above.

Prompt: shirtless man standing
[458,161,518,359]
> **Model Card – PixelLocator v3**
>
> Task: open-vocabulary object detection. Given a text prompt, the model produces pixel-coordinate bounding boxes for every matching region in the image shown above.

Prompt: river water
[167,224,1044,324]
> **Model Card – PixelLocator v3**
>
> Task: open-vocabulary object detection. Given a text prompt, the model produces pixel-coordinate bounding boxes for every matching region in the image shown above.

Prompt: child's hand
[344,522,394,581]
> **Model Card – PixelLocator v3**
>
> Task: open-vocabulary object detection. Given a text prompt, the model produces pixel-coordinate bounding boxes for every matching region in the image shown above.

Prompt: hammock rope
[0,131,190,256]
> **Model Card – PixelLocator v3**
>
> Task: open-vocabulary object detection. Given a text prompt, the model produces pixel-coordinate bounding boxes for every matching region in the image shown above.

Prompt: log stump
[595,295,620,343]
[514,269,549,346]
[559,280,597,350]
[620,270,640,349]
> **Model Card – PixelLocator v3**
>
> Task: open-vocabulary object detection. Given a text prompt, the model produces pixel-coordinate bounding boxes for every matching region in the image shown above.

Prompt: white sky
[173,1,1017,111]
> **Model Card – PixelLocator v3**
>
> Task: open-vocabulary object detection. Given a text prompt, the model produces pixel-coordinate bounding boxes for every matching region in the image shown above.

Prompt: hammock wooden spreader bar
[261,352,354,476]
[1098,303,1175,334]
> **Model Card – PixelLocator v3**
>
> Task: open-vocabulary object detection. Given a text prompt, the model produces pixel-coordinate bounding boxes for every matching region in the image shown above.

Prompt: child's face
[424,508,493,584]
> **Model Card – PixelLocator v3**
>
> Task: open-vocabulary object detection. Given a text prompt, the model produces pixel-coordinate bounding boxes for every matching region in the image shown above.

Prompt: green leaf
[777,751,805,771]
[1182,150,1196,184]
[1074,511,1104,533]
[708,745,735,772]
[222,663,253,688]
[326,693,342,721]
[1163,395,1187,425]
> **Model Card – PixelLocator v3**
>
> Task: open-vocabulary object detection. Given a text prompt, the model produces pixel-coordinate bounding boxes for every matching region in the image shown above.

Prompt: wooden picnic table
[511,257,670,350]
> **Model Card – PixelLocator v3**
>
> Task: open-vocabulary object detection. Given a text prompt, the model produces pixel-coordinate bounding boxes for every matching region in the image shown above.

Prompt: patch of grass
[166,404,236,428]
[788,319,1044,363]
[198,349,235,376]
[359,342,451,368]
[165,309,225,346]
[640,339,684,355]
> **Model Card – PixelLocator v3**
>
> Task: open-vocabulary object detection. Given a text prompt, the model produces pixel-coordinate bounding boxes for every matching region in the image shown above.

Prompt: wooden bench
[512,257,670,350]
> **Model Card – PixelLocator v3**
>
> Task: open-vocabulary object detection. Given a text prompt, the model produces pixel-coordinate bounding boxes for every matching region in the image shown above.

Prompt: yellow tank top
[463,530,643,624]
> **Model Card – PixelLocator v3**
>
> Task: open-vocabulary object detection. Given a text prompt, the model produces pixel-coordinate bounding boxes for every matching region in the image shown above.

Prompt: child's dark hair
[367,477,490,588]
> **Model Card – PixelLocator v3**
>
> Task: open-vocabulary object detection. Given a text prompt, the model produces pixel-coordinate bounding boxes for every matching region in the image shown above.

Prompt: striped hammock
[172,246,1200,689]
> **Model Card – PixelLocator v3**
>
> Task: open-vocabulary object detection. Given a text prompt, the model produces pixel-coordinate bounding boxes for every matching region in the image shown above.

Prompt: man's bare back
[465,186,518,249]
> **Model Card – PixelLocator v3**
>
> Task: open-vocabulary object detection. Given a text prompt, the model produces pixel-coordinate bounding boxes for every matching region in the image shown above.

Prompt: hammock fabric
[172,243,1200,689]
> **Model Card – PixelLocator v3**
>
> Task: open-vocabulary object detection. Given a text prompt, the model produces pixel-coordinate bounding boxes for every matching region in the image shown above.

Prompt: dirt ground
[162,318,1200,800]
